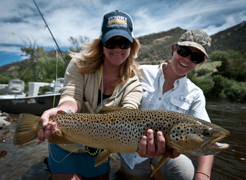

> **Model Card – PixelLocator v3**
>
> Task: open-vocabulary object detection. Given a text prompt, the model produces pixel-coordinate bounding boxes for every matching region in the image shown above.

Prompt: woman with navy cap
[37,10,144,180]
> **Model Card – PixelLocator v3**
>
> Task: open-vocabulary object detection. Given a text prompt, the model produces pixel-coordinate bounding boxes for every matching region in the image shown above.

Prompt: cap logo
[108,16,127,28]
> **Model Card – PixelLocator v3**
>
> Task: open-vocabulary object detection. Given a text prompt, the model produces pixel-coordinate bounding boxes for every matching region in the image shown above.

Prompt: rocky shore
[0,113,50,180]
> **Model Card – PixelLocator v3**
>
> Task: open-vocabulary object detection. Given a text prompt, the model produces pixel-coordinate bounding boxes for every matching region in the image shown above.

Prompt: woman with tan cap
[120,29,214,180]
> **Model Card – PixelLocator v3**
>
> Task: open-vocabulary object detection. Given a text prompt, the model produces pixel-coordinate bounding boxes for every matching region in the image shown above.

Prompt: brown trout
[14,106,230,176]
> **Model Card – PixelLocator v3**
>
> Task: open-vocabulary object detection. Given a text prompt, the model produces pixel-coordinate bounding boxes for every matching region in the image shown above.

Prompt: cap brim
[177,41,209,58]
[102,29,133,44]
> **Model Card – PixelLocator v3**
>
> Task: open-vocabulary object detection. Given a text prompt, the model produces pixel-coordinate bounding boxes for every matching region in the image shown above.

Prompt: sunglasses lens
[104,39,116,49]
[190,53,204,64]
[177,46,191,57]
[119,38,131,49]
[104,38,131,49]
[177,46,204,64]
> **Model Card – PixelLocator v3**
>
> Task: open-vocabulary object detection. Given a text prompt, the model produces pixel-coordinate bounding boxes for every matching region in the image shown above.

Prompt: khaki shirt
[57,59,142,152]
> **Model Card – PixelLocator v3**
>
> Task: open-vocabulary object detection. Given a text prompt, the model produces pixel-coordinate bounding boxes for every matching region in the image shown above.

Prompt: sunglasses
[103,37,131,49]
[176,46,205,64]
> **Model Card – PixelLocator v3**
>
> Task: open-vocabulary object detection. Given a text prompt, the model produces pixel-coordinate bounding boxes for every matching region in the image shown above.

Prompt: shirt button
[159,98,161,100]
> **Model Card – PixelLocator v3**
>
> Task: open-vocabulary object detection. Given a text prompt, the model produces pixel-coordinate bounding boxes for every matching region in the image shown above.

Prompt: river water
[191,101,246,180]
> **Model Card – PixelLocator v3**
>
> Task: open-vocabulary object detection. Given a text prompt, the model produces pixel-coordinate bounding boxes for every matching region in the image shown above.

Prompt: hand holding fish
[38,101,79,141]
[138,129,180,158]
[38,108,61,141]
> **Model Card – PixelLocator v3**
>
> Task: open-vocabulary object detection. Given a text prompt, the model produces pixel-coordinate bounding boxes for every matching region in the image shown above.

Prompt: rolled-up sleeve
[59,59,84,111]
[121,77,143,109]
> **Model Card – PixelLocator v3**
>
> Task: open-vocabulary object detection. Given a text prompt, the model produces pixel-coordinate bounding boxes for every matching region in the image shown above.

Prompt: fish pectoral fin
[94,149,112,167]
[151,149,172,177]
[48,132,71,144]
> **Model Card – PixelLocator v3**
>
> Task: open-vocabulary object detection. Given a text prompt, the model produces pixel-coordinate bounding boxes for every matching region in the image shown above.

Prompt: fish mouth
[201,132,230,153]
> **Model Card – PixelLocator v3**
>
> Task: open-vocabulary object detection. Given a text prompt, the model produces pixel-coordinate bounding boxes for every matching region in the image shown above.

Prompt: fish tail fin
[151,149,172,177]
[14,113,42,145]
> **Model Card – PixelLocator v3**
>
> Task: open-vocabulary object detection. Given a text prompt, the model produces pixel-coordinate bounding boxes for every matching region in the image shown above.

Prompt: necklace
[101,66,104,108]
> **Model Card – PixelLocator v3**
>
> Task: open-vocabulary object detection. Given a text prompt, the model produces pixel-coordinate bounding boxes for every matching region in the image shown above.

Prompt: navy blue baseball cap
[101,10,133,44]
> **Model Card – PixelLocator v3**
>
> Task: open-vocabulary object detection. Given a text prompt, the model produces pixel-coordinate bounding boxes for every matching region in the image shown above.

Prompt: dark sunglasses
[176,46,205,64]
[103,37,131,49]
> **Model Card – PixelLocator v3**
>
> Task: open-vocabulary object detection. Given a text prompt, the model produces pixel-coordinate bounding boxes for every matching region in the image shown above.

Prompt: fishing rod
[33,0,68,66]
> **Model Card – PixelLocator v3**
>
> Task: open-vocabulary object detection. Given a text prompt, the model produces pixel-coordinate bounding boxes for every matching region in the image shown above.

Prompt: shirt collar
[158,63,187,89]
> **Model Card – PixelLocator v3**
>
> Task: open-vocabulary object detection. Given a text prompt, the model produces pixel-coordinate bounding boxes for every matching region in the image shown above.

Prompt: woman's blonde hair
[70,37,140,88]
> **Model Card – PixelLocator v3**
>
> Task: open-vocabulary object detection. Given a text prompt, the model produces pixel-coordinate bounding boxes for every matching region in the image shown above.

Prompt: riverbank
[0,113,50,180]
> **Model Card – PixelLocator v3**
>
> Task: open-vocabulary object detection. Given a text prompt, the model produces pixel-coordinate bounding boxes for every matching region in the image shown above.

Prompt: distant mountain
[136,27,186,63]
[135,21,246,63]
[0,21,245,74]
[208,21,246,54]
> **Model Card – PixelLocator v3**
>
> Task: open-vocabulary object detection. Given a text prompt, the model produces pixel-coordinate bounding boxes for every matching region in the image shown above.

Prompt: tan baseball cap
[177,29,211,58]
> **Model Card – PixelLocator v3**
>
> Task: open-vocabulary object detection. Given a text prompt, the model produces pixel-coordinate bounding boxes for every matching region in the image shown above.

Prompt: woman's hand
[38,108,63,141]
[137,129,180,158]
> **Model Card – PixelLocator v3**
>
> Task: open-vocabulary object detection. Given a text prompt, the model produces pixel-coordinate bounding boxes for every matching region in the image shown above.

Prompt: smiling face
[103,36,131,66]
[171,46,204,78]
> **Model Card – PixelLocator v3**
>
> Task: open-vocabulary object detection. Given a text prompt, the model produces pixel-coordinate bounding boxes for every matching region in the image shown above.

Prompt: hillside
[136,27,186,64]
[135,21,246,63]
[0,21,245,74]
[208,21,246,54]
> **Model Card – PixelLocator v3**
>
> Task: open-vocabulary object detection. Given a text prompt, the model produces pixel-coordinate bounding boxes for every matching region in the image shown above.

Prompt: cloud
[0,0,245,57]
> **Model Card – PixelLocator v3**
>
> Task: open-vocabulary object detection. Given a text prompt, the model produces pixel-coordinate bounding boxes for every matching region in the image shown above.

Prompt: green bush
[188,73,214,97]
[212,50,246,82]
[195,68,213,76]
[188,73,246,102]
[211,75,246,102]
[210,51,229,62]
[0,74,17,84]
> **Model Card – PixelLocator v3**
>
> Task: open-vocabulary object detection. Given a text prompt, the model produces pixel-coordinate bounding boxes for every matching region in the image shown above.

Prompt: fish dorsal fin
[98,106,125,114]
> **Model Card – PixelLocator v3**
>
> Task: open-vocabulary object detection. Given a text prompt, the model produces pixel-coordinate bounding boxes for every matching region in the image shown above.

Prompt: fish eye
[203,129,212,136]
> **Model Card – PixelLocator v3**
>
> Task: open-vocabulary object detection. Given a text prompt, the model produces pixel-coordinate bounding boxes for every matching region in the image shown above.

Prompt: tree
[19,39,47,81]
[68,36,90,52]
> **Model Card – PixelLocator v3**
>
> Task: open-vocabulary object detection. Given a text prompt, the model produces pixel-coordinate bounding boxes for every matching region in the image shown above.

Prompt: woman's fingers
[38,129,45,141]
[147,129,155,158]
[138,135,148,157]
[155,131,166,158]
[38,108,60,141]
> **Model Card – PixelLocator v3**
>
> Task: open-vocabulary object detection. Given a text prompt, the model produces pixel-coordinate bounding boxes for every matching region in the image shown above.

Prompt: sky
[0,0,245,67]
